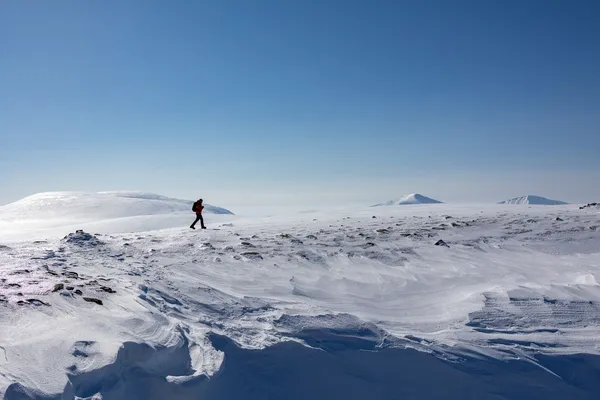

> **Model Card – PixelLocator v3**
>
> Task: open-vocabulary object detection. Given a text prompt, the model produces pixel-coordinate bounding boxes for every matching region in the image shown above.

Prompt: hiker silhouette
[190,199,206,229]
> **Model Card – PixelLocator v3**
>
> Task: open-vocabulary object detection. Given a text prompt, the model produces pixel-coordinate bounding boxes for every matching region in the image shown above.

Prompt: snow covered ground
[1,194,600,399]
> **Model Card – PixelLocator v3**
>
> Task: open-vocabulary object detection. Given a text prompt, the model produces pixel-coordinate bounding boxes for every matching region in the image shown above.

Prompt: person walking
[190,198,207,229]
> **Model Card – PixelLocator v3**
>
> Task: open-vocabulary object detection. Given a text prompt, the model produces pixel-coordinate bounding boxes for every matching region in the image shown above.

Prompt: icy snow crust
[1,194,600,397]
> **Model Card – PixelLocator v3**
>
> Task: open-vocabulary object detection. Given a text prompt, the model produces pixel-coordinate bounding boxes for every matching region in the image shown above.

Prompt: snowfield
[1,193,600,399]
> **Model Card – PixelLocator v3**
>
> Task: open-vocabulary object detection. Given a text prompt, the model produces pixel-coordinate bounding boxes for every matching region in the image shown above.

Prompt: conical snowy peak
[498,195,568,205]
[373,193,443,206]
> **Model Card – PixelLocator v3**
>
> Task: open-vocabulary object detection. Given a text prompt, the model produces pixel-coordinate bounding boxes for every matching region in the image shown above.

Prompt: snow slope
[0,192,234,241]
[373,193,443,206]
[499,195,568,205]
[1,203,600,398]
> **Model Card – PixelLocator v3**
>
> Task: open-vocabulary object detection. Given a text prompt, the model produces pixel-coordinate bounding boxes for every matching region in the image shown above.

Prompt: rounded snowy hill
[498,195,568,205]
[0,191,234,239]
[373,193,443,206]
[0,191,233,219]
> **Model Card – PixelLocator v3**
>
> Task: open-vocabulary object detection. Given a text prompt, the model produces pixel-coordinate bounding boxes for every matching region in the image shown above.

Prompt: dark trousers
[191,214,205,228]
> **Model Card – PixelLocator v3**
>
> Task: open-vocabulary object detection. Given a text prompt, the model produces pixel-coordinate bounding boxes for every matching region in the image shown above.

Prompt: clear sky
[2,0,599,209]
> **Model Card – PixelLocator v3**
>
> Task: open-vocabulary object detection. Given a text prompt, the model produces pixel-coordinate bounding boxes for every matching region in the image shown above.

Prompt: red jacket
[195,204,204,215]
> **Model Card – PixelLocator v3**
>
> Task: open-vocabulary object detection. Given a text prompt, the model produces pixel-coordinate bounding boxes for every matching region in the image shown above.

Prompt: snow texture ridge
[498,195,568,205]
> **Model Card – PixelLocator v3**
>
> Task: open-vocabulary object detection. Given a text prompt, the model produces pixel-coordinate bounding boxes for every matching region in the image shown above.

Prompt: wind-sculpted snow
[1,204,600,397]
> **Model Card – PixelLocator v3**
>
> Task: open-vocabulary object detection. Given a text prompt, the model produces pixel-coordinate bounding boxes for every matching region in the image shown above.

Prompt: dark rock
[240,242,255,247]
[296,251,325,264]
[306,235,318,240]
[11,269,31,275]
[43,266,59,276]
[18,299,50,306]
[451,222,460,227]
[74,289,83,295]
[63,230,104,246]
[556,217,564,222]
[435,239,450,248]
[66,286,74,291]
[53,283,64,292]
[376,228,391,234]
[62,271,80,279]
[372,216,377,219]
[362,242,377,248]
[99,286,116,294]
[580,202,599,210]
[7,283,21,288]
[83,297,103,306]
[241,252,263,260]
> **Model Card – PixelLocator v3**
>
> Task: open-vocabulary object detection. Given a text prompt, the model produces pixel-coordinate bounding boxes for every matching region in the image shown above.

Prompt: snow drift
[373,193,443,206]
[498,195,568,205]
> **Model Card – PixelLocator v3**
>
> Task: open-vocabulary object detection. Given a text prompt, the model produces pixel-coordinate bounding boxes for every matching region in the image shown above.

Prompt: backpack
[192,202,197,212]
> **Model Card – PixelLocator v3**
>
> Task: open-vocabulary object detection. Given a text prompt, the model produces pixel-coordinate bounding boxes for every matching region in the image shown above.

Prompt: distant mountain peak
[373,193,443,206]
[498,195,568,205]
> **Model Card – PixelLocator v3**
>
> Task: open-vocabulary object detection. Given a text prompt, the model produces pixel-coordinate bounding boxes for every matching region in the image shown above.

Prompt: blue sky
[2,0,599,208]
